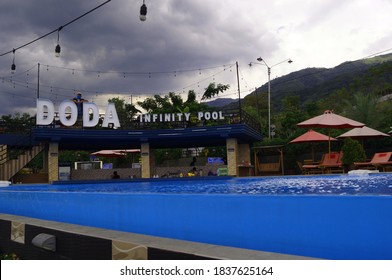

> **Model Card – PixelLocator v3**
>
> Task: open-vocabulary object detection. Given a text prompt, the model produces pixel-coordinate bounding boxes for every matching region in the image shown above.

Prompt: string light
[1,62,238,108]
[11,49,16,74]
[39,63,234,77]
[140,0,147,21]
[55,27,63,57]
[1,1,115,59]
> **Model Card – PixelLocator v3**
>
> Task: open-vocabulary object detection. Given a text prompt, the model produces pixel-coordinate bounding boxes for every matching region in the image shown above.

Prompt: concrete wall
[12,173,48,184]
[70,165,227,180]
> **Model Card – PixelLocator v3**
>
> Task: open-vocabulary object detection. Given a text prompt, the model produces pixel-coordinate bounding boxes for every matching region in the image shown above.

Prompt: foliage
[108,97,141,127]
[155,148,183,165]
[342,92,382,128]
[137,90,208,114]
[59,150,91,164]
[0,252,19,260]
[274,95,304,139]
[0,113,34,133]
[341,137,366,165]
[201,83,230,100]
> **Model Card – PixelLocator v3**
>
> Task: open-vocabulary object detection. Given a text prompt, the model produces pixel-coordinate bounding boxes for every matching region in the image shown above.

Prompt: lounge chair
[354,152,392,171]
[319,151,345,173]
[297,160,322,175]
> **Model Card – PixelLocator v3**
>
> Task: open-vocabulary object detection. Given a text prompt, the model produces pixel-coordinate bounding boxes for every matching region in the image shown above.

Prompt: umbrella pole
[311,143,315,162]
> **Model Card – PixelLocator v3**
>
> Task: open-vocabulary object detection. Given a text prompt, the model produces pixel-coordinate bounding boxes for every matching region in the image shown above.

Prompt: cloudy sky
[0,0,391,116]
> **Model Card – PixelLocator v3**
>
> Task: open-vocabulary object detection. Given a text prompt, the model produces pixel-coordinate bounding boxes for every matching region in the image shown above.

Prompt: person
[190,156,197,166]
[187,167,198,177]
[72,92,87,117]
[111,171,120,179]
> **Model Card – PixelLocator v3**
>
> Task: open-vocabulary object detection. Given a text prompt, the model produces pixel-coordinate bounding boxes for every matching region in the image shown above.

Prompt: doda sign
[36,99,120,128]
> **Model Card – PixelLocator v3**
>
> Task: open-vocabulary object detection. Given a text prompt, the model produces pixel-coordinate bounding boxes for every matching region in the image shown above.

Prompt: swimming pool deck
[0,213,316,260]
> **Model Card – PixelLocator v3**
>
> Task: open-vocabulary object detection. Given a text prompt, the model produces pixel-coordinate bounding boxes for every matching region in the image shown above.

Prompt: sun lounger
[354,152,392,171]
[319,151,345,173]
[297,161,322,175]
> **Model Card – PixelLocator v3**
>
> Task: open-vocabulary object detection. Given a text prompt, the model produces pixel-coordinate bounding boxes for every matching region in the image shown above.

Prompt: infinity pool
[3,173,392,195]
[1,174,392,259]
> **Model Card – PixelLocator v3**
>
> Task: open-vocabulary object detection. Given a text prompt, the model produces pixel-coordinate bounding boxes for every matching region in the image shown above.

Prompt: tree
[201,83,230,100]
[137,91,208,114]
[108,97,141,127]
[342,92,382,128]
[0,113,35,133]
[275,95,304,139]
[341,137,366,166]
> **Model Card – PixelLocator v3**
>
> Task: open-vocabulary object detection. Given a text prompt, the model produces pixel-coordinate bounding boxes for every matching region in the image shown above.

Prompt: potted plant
[341,137,366,171]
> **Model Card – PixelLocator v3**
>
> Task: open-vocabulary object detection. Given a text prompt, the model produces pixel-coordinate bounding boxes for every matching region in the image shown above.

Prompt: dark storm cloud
[0,0,277,115]
[2,0,390,116]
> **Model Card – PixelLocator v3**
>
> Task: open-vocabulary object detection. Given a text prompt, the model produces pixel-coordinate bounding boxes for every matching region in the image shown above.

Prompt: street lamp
[249,57,293,138]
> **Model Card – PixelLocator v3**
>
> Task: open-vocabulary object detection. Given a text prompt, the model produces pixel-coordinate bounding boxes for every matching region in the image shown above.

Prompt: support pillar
[226,138,238,176]
[238,143,251,164]
[141,143,152,178]
[238,143,253,176]
[48,142,59,182]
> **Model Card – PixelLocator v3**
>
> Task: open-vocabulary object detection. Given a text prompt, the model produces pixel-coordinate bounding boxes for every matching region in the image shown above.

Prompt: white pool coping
[0,213,317,260]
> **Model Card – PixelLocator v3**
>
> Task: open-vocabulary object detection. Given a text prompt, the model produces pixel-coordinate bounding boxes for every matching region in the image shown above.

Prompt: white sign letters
[36,98,225,128]
[36,99,120,128]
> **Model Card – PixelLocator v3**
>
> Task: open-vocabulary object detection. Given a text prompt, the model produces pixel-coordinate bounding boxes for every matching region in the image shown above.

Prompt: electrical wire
[0,0,112,57]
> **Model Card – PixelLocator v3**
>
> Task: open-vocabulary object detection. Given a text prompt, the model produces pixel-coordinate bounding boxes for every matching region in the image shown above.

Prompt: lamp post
[249,58,293,138]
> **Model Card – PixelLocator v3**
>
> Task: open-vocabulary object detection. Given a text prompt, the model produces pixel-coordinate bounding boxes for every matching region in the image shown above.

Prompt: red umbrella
[297,110,365,152]
[290,129,337,161]
[91,149,141,160]
[290,129,337,143]
[91,150,127,158]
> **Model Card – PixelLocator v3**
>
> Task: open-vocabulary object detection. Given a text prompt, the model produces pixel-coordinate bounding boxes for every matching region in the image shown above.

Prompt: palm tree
[343,92,382,128]
[201,83,230,100]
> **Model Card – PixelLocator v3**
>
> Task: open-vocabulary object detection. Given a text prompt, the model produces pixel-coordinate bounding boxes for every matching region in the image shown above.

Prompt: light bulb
[55,44,61,57]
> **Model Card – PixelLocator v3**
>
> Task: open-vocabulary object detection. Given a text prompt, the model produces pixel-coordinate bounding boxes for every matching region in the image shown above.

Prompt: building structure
[0,108,262,182]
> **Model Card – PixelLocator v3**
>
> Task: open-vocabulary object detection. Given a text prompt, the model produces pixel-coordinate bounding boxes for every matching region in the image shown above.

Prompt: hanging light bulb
[55,44,61,57]
[55,26,63,57]
[140,0,147,21]
[11,49,16,74]
[11,63,16,74]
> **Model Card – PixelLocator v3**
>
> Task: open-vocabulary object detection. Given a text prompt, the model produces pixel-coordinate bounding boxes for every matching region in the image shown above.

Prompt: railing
[0,128,37,180]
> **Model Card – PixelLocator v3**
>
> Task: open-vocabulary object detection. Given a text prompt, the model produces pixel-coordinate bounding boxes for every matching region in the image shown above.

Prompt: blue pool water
[3,173,392,195]
[1,174,392,260]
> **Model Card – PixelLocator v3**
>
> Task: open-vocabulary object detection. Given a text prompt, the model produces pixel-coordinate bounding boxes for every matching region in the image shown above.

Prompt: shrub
[341,137,366,165]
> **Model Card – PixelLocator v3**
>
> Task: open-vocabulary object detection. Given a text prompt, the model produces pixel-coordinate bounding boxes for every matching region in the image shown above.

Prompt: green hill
[216,53,392,112]
[249,53,392,111]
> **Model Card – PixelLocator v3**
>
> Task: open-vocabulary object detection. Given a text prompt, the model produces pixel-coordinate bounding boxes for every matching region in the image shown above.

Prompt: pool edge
[0,213,317,260]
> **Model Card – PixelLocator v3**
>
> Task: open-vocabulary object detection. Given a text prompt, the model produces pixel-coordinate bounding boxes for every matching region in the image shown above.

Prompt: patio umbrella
[289,129,337,161]
[297,110,365,152]
[91,149,141,158]
[91,150,127,158]
[337,126,389,140]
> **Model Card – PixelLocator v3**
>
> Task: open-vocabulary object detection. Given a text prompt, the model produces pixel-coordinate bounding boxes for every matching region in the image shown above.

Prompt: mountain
[217,53,392,111]
[202,98,236,108]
